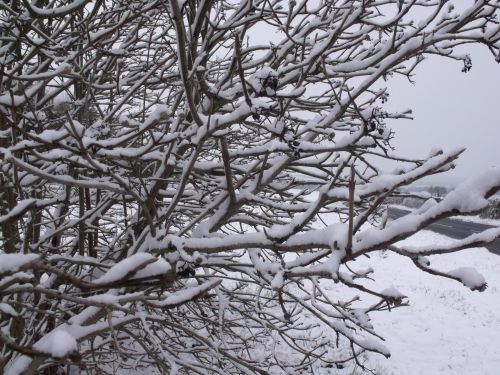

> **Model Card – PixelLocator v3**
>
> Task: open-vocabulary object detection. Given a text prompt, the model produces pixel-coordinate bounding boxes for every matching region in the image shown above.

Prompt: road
[388,207,500,255]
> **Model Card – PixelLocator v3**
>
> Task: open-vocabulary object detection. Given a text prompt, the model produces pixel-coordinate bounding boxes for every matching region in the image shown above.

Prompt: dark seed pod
[178,266,195,278]
[263,76,278,91]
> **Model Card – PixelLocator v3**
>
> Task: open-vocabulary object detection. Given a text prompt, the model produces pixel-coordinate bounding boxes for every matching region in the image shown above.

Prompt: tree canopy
[1,1,500,374]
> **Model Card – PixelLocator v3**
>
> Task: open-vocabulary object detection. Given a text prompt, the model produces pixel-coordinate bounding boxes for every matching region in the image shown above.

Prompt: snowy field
[352,230,500,375]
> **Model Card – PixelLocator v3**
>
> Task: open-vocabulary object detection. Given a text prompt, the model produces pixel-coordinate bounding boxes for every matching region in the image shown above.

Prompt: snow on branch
[1,1,499,374]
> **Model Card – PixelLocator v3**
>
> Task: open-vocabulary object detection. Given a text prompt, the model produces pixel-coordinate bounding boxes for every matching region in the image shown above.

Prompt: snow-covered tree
[1,1,500,374]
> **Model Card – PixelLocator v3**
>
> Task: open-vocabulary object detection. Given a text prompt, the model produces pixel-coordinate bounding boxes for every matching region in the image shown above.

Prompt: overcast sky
[385,44,500,186]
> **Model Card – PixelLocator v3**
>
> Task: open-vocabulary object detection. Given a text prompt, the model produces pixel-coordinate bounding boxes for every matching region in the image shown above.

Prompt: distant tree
[482,198,500,219]
[1,1,500,374]
[428,185,450,198]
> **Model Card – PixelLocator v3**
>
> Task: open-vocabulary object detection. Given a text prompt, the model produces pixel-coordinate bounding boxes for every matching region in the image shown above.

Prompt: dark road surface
[388,207,500,256]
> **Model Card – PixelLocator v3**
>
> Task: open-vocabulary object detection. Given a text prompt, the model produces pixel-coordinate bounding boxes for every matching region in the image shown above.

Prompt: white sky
[385,45,500,186]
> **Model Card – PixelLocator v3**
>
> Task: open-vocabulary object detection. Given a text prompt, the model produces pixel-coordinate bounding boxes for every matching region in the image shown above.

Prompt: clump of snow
[153,279,221,307]
[67,119,85,138]
[33,330,77,358]
[53,92,72,113]
[358,337,390,358]
[440,167,500,213]
[151,104,171,120]
[133,257,171,279]
[0,199,36,224]
[414,197,438,214]
[93,253,156,284]
[380,287,406,299]
[447,267,486,290]
[249,66,279,96]
[0,254,40,274]
[0,302,17,316]
[4,356,32,375]
[270,270,285,290]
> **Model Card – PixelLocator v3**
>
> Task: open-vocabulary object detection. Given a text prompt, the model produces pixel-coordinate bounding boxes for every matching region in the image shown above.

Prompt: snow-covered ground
[353,230,500,375]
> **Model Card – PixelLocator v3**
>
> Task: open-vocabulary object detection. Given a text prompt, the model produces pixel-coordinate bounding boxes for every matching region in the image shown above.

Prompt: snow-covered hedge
[1,1,499,374]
